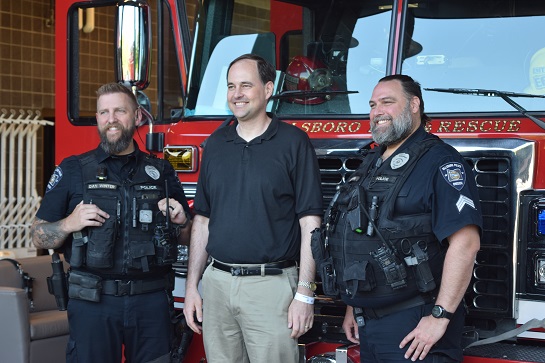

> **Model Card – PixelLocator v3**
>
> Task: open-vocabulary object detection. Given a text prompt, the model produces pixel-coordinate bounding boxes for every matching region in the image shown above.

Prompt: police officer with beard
[315,75,481,362]
[31,83,191,363]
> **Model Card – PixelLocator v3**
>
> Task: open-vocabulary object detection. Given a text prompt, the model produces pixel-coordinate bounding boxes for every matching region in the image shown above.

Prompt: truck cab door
[56,0,192,161]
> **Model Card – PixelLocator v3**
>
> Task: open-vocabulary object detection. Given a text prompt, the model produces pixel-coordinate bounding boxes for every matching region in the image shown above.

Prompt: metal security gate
[0,109,53,257]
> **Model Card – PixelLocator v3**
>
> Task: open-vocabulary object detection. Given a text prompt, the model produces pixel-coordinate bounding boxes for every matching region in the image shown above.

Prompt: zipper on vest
[122,180,131,274]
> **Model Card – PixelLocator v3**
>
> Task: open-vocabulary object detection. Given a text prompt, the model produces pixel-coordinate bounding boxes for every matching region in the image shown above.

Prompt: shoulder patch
[46,166,63,192]
[440,162,466,191]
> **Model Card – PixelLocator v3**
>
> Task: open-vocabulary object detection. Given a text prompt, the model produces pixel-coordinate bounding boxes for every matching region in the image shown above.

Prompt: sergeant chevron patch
[456,195,476,212]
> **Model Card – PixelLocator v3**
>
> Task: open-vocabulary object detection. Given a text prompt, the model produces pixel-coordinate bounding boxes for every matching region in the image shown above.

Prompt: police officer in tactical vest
[31,83,191,363]
[313,75,482,362]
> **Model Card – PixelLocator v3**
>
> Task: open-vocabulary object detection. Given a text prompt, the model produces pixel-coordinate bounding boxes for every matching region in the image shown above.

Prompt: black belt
[101,277,168,296]
[212,259,297,276]
[356,294,434,320]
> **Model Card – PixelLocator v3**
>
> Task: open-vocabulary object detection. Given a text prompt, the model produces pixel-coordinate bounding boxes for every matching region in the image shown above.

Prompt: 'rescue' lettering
[427,120,521,133]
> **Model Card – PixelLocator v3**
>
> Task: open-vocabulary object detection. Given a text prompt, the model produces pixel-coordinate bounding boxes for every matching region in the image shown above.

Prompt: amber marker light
[163,146,198,172]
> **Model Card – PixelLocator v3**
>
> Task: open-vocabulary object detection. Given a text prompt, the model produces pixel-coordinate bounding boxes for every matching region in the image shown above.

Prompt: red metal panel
[270,0,303,67]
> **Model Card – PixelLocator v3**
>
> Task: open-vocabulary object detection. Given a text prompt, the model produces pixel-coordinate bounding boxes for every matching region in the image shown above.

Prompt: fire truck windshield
[406,13,545,114]
[183,0,545,118]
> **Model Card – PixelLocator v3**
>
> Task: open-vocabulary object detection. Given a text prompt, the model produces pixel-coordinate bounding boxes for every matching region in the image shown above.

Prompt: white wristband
[294,292,315,305]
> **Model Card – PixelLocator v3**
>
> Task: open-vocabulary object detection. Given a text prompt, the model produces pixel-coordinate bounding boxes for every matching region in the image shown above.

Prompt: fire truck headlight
[163,146,198,172]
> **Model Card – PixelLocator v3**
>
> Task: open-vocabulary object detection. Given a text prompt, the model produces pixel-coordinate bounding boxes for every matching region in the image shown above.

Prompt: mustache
[104,122,123,130]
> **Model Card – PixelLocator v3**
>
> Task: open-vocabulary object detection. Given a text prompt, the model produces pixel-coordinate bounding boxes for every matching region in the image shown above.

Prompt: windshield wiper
[424,87,545,130]
[271,89,358,100]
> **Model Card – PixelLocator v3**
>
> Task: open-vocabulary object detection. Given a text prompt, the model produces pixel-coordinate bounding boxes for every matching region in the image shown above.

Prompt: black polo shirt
[37,142,189,255]
[194,116,323,263]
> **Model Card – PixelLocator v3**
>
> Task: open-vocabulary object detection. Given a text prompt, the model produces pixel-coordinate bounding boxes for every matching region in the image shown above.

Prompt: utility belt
[353,293,435,323]
[211,259,297,276]
[102,277,168,296]
[67,269,171,302]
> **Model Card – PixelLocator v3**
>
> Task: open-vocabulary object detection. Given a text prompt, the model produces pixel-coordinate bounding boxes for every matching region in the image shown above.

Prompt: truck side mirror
[115,0,151,91]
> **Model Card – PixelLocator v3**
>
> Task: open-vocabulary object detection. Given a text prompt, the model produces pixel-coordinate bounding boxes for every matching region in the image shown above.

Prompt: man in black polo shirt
[183,54,323,363]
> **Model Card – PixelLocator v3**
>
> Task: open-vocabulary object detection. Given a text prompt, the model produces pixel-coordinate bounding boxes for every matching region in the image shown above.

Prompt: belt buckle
[116,280,131,296]
[230,267,243,276]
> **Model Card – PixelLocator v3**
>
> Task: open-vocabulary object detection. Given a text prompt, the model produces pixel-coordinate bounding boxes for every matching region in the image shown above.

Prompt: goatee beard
[99,123,135,154]
[371,103,414,146]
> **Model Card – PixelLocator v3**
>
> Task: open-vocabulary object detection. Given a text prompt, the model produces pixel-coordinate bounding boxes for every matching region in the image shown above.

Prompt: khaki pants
[202,261,299,363]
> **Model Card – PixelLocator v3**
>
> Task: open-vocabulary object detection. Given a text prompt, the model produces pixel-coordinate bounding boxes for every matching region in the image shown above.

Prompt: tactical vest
[70,151,178,275]
[325,136,446,308]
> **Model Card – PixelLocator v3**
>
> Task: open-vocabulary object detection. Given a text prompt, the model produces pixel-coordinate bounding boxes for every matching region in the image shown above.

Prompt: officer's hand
[399,314,449,361]
[158,198,188,225]
[183,287,203,335]
[288,298,314,339]
[342,306,360,344]
[65,201,110,233]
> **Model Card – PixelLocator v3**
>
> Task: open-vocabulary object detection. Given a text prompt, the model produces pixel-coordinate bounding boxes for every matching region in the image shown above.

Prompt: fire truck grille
[464,156,512,317]
[315,138,532,321]
[319,156,364,210]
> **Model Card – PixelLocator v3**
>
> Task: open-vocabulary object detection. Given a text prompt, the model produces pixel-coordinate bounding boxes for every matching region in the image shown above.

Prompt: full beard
[371,103,414,146]
[98,123,136,154]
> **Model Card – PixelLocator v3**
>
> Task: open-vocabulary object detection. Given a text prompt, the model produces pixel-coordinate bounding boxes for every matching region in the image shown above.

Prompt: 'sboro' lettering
[297,122,363,133]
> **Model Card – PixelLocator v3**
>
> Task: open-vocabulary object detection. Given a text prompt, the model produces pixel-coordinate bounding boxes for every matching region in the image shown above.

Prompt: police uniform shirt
[334,126,482,309]
[355,127,483,363]
[391,127,483,241]
[37,142,190,263]
[194,116,323,264]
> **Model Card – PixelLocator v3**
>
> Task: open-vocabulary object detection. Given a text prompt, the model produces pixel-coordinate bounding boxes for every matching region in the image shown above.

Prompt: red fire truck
[54,0,545,361]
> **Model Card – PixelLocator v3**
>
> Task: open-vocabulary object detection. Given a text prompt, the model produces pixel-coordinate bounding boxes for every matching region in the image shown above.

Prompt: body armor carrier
[314,136,447,308]
[70,152,178,275]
